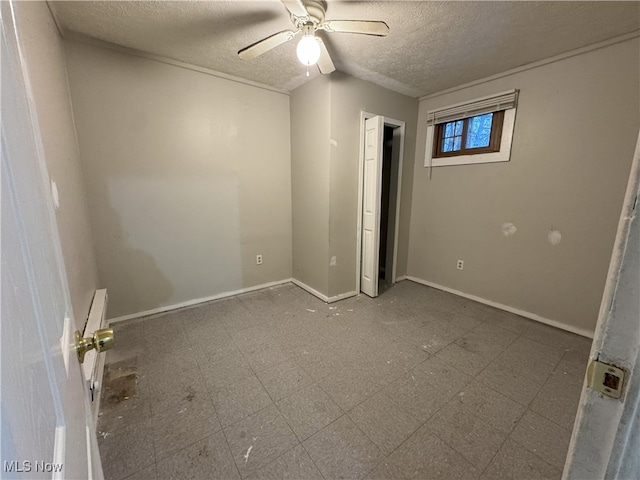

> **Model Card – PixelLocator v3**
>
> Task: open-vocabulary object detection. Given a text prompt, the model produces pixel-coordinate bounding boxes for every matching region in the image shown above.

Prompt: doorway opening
[356,113,406,298]
[379,125,397,282]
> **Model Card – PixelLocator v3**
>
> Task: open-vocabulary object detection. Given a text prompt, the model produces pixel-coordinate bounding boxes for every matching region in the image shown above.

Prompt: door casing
[356,111,406,296]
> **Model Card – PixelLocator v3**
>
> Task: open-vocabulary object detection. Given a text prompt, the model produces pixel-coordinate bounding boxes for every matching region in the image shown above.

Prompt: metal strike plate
[587,360,625,399]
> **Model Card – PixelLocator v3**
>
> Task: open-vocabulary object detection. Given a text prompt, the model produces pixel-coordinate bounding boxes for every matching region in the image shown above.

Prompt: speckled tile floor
[98,280,591,480]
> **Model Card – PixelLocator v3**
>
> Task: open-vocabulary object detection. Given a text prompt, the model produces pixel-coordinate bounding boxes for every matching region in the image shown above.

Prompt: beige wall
[14,2,99,329]
[290,75,331,296]
[290,73,418,299]
[408,38,640,335]
[329,73,418,297]
[64,40,292,318]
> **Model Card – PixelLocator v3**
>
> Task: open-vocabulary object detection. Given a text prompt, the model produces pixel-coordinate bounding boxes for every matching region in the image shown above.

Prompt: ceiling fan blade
[317,38,335,74]
[238,30,298,60]
[281,0,309,18]
[322,20,389,37]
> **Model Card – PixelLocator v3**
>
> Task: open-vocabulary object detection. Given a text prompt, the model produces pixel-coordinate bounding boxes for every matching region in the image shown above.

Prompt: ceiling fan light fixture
[296,33,321,66]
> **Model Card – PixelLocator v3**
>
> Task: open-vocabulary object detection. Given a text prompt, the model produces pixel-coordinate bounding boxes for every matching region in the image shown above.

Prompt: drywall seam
[406,275,594,338]
[108,278,293,323]
[291,278,329,302]
[62,31,289,96]
[419,30,640,102]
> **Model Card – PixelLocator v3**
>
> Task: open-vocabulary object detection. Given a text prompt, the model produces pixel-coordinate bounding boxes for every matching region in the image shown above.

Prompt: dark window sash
[433,110,505,158]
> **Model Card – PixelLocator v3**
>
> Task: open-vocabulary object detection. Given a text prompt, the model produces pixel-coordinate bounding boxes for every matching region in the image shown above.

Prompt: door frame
[563,130,640,479]
[356,111,406,295]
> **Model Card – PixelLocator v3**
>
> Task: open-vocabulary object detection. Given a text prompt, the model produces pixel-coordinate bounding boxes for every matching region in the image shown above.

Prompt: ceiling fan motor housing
[292,0,327,28]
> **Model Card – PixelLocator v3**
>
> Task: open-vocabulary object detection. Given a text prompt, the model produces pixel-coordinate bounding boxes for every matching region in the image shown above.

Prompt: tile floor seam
[344,403,424,468]
[509,409,572,470]
[471,380,530,419]
[247,441,309,479]
[466,321,533,400]
[528,373,584,432]
[255,358,296,404]
[509,437,566,475]
[366,397,433,468]
[313,377,348,414]
[304,412,385,480]
[344,380,385,411]
[148,414,159,480]
[244,349,275,388]
[220,399,276,433]
[518,345,570,411]
[472,333,573,476]
[119,460,155,480]
[388,387,475,468]
[370,356,494,474]
[272,391,307,444]
[470,316,528,340]
[302,412,349,444]
[103,282,585,480]
[474,399,529,478]
[298,441,329,480]
[476,398,571,478]
[428,429,484,477]
[377,387,427,426]
[219,417,246,480]
[154,428,224,467]
[524,334,578,352]
[190,342,227,438]
[234,437,306,479]
[432,412,500,478]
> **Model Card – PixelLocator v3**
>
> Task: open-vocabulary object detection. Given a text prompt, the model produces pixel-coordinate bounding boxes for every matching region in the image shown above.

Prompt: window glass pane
[454,120,464,136]
[444,122,454,137]
[465,113,493,149]
[453,136,461,151]
[443,138,453,152]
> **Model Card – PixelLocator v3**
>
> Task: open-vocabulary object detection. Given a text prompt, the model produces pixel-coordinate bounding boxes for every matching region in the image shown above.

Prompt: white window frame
[424,90,518,168]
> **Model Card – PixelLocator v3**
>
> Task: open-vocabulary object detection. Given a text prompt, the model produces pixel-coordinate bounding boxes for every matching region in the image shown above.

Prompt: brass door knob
[75,328,115,363]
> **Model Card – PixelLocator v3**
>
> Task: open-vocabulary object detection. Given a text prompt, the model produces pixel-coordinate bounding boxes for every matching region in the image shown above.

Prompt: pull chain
[306,65,310,77]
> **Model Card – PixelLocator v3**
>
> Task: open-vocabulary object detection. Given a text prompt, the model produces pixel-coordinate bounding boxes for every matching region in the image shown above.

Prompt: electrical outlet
[256,254,263,265]
[456,260,464,270]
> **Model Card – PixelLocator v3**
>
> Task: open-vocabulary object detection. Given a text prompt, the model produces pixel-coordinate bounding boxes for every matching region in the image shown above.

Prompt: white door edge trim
[356,111,406,295]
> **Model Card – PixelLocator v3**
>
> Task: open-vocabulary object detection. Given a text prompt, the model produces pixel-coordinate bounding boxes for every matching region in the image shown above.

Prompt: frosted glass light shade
[296,35,321,66]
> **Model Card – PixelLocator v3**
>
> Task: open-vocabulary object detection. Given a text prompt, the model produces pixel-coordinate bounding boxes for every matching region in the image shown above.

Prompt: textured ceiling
[50,1,640,97]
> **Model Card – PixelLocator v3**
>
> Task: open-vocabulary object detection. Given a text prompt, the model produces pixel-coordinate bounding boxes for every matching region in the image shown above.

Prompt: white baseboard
[328,290,358,303]
[405,275,594,339]
[290,279,358,304]
[395,275,408,282]
[291,278,329,302]
[109,278,293,323]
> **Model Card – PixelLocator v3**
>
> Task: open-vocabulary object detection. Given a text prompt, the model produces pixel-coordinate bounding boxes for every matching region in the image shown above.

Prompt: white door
[563,132,640,479]
[361,116,384,297]
[1,6,102,479]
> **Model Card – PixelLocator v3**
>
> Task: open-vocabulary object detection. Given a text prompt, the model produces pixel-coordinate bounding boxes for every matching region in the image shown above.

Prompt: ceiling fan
[237,0,389,74]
